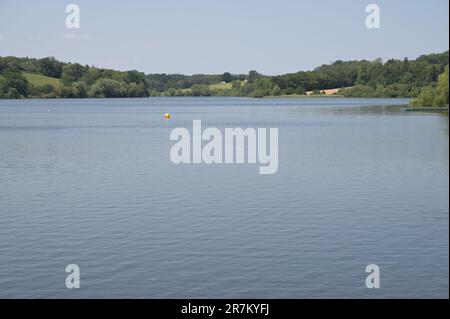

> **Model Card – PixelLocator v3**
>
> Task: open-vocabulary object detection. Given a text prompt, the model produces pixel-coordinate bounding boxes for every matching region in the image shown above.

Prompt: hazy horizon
[1,49,449,76]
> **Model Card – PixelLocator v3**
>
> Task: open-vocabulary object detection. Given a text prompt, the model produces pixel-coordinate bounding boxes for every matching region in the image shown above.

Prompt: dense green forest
[0,51,448,107]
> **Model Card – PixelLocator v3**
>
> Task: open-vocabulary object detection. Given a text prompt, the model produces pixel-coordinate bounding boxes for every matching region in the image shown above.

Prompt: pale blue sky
[0,0,448,74]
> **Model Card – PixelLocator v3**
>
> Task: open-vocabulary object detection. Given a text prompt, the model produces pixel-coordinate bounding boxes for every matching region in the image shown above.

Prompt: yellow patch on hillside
[306,87,352,95]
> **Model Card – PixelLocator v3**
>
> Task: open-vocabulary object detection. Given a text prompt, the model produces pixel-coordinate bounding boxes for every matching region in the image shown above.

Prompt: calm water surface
[0,97,448,298]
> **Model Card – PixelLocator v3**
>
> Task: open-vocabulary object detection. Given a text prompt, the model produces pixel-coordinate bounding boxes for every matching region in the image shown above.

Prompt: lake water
[0,97,448,298]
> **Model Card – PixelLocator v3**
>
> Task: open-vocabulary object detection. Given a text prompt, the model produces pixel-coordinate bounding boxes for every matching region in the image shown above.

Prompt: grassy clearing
[209,81,246,91]
[22,72,61,87]
[209,82,233,90]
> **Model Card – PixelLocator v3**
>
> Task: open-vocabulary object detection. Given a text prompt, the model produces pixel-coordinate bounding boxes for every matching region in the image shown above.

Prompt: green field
[209,82,233,90]
[22,72,61,87]
[177,81,245,94]
[209,81,246,91]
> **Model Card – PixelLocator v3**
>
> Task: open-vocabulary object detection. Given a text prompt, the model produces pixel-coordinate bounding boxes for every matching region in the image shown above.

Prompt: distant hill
[0,51,448,100]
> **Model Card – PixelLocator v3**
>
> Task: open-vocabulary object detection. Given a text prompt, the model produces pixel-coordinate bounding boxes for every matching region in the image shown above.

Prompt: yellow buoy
[164,113,171,120]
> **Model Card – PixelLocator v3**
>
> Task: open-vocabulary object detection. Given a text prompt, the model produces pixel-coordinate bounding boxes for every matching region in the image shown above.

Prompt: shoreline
[0,95,412,101]
[401,107,449,113]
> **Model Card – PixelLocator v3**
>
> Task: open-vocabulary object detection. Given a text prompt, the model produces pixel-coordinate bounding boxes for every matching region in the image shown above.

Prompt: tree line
[0,52,448,106]
[411,65,449,108]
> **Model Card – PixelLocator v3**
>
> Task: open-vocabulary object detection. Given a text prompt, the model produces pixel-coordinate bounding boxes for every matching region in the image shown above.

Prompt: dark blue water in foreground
[0,97,448,298]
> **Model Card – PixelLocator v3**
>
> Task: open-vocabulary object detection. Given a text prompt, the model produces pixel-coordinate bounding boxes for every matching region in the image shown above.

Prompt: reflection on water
[0,98,448,298]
